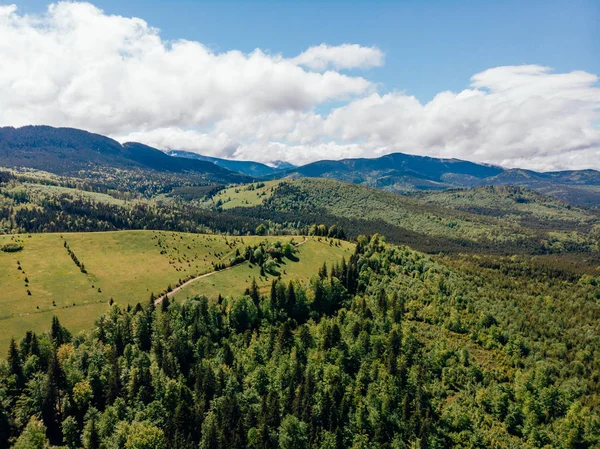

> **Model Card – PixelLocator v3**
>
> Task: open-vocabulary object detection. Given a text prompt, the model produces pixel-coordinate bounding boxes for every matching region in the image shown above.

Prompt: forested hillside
[0,170,270,236]
[167,151,289,177]
[1,235,599,448]
[276,153,600,207]
[224,179,600,263]
[4,170,598,265]
[0,126,247,185]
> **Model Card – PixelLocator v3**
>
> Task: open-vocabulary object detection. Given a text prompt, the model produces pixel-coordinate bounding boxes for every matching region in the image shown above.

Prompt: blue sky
[11,0,599,102]
[1,0,599,169]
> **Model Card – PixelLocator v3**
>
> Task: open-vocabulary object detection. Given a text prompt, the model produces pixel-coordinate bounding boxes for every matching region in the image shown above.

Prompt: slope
[167,150,290,177]
[281,152,503,190]
[223,178,600,259]
[277,152,600,206]
[0,126,248,184]
[0,231,353,352]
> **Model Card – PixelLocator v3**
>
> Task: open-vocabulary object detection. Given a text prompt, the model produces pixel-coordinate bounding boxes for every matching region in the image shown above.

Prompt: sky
[0,0,599,170]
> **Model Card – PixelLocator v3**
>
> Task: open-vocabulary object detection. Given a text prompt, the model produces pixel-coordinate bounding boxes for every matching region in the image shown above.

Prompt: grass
[207,180,282,209]
[170,238,355,301]
[0,231,353,352]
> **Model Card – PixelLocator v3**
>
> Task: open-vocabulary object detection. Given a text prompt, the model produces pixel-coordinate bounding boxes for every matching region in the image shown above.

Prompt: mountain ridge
[0,125,249,184]
[1,125,599,206]
[272,152,600,206]
[165,149,293,177]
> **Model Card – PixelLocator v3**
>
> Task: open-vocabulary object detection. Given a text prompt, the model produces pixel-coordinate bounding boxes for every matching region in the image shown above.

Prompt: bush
[1,243,23,253]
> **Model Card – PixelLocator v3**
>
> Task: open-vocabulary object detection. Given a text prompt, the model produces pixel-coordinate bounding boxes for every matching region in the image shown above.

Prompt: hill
[0,169,267,235]
[0,230,353,352]
[412,185,599,229]
[3,169,598,266]
[284,152,503,188]
[276,152,600,206]
[0,126,248,185]
[216,178,600,261]
[1,151,600,448]
[167,150,292,177]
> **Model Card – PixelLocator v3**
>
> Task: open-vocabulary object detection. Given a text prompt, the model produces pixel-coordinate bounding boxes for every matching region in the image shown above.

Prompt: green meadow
[170,238,354,301]
[207,180,282,209]
[0,231,352,351]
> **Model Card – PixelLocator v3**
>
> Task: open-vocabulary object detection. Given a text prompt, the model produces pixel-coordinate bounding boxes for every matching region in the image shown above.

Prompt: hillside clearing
[0,231,353,351]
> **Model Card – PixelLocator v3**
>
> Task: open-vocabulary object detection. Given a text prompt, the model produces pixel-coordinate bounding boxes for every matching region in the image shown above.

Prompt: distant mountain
[478,169,600,207]
[166,150,294,177]
[269,160,296,171]
[0,126,248,184]
[2,126,599,206]
[276,152,600,207]
[280,153,503,188]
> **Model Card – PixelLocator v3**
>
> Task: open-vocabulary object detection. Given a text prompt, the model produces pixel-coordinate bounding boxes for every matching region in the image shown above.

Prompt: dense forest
[1,235,599,448]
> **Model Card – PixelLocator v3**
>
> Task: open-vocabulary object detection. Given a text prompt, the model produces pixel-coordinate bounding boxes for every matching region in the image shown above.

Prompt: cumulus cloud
[1,2,599,171]
[0,2,371,135]
[318,66,600,171]
[291,44,385,70]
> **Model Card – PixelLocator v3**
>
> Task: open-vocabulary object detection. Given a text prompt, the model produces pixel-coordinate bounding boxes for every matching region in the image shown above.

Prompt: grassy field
[0,230,353,352]
[207,180,282,209]
[170,238,354,301]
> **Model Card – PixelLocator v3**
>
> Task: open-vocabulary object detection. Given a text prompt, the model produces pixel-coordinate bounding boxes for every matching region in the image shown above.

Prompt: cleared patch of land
[170,238,354,301]
[207,180,282,209]
[0,230,353,351]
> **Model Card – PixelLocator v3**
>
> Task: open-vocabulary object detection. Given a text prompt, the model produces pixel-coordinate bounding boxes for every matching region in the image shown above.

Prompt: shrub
[1,243,23,253]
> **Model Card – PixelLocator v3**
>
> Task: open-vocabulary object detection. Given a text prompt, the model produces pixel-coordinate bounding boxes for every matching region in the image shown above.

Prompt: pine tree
[7,338,24,389]
[250,277,260,307]
[105,347,120,405]
[20,331,33,357]
[340,257,348,287]
[42,348,62,445]
[148,292,156,314]
[161,295,170,313]
[51,316,64,346]
[84,415,100,449]
[378,289,388,315]
[285,281,296,316]
[30,332,40,357]
[270,279,278,311]
[392,291,404,324]
[313,279,325,314]
[319,262,328,280]
[346,258,356,295]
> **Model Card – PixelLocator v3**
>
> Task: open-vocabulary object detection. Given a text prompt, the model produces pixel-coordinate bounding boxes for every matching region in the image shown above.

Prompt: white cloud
[1,3,600,171]
[0,2,371,135]
[291,43,385,71]
[317,66,600,171]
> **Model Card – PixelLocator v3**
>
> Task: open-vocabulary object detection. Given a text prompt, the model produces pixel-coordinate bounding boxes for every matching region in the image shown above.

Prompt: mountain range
[0,126,249,185]
[276,153,600,206]
[166,150,296,177]
[1,125,599,206]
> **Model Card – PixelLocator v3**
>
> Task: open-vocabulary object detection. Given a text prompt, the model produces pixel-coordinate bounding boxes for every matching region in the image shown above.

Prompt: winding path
[154,236,309,305]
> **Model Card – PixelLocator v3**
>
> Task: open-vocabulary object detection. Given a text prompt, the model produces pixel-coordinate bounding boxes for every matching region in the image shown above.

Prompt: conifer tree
[8,338,24,389]
[161,295,170,313]
[42,348,62,445]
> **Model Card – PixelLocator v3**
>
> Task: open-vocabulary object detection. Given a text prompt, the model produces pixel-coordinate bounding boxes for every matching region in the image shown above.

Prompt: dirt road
[154,236,309,305]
